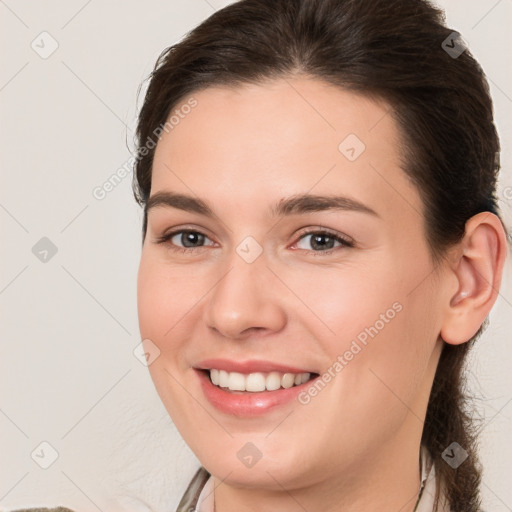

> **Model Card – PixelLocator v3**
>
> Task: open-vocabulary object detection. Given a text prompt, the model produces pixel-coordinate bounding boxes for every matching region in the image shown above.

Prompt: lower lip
[196,370,315,417]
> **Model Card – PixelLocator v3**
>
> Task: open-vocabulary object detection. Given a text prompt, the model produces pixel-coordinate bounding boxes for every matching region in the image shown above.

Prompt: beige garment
[176,446,451,512]
[414,446,451,512]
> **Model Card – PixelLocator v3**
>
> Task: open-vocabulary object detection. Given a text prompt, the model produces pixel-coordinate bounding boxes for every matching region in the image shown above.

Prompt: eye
[155,229,216,252]
[293,230,354,253]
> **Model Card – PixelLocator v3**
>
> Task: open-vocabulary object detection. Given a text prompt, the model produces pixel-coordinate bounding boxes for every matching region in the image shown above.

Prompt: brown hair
[132,1,509,509]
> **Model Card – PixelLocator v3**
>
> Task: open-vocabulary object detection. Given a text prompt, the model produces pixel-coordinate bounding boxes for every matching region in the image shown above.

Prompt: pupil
[182,232,203,247]
[312,234,334,250]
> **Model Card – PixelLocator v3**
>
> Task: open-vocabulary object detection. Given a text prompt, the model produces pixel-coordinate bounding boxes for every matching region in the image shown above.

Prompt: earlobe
[440,212,508,345]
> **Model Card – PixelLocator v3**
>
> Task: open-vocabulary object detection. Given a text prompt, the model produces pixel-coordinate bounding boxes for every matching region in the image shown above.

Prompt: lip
[194,360,319,417]
[195,358,315,374]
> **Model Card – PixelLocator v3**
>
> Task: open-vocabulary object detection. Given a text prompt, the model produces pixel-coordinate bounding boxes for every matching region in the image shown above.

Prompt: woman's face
[137,77,446,491]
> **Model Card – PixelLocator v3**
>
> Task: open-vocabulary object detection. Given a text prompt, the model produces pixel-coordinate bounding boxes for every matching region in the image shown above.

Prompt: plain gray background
[1,1,511,511]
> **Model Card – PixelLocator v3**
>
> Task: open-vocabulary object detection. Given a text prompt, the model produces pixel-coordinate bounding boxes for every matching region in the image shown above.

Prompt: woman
[132,0,510,511]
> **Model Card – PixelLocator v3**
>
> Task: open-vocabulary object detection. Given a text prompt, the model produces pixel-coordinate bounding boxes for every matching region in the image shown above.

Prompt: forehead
[150,76,422,223]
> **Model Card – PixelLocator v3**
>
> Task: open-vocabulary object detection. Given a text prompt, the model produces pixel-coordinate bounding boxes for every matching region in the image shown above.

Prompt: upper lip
[195,358,315,374]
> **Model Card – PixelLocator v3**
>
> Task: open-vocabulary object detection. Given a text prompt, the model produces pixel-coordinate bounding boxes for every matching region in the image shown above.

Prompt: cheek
[291,253,437,411]
[282,259,398,344]
[137,254,201,344]
[136,257,201,421]
[137,258,168,341]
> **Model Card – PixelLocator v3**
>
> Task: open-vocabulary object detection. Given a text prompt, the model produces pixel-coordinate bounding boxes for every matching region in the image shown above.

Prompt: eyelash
[154,228,354,255]
[293,229,355,254]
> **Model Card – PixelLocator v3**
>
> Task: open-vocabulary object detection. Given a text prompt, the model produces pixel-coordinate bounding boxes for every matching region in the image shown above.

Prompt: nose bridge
[203,245,286,338]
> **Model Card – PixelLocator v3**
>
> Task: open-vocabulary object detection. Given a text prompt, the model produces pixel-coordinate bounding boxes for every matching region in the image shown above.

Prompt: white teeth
[228,372,245,391]
[281,373,295,389]
[246,372,266,392]
[266,372,282,391]
[218,370,229,388]
[208,369,311,392]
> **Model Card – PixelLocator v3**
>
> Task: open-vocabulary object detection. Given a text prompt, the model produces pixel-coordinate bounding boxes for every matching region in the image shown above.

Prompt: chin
[191,434,315,488]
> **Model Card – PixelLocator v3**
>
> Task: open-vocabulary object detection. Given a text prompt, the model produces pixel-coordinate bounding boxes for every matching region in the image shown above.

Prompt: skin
[137,75,507,512]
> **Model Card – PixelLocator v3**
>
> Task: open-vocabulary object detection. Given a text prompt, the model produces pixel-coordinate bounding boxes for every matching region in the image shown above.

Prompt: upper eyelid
[292,231,354,250]
[160,226,347,239]
[161,228,216,246]
[293,225,354,242]
[294,226,351,239]
[160,225,215,240]
[159,227,353,248]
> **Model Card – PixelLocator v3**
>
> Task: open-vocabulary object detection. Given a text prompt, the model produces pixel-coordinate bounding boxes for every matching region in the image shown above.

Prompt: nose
[203,253,287,340]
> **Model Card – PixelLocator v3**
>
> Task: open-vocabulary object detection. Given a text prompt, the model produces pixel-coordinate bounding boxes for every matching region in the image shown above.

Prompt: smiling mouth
[204,369,318,392]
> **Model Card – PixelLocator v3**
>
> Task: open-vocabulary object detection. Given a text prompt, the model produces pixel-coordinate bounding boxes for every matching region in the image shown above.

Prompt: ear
[440,212,509,345]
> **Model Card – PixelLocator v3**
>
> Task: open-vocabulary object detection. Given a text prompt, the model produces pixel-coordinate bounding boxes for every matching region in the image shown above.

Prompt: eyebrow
[145,191,380,218]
